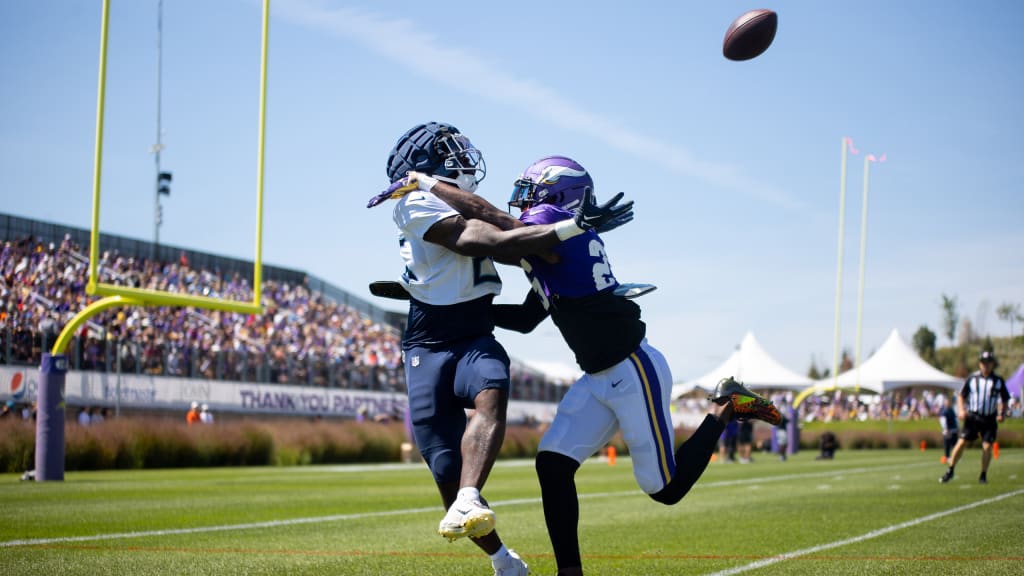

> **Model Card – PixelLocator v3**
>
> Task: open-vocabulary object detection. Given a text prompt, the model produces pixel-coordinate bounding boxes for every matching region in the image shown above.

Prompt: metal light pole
[152,0,165,260]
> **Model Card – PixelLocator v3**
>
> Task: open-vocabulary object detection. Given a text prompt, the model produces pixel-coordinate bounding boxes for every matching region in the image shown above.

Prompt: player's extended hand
[573,188,634,233]
[366,172,441,208]
[594,210,634,234]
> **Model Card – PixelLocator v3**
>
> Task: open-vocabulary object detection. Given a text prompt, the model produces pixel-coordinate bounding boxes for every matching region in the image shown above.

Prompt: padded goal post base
[35,354,68,481]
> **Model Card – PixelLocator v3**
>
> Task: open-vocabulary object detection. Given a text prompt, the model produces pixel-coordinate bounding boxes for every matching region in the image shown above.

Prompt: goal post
[36,0,272,481]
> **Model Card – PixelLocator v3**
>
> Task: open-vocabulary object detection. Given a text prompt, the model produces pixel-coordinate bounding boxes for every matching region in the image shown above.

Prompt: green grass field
[2,449,1022,575]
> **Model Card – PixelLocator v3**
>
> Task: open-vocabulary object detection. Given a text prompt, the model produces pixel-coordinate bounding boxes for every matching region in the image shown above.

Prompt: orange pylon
[607,445,617,466]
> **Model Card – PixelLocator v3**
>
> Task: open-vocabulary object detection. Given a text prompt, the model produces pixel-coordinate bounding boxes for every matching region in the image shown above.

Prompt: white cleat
[493,549,529,576]
[438,496,496,541]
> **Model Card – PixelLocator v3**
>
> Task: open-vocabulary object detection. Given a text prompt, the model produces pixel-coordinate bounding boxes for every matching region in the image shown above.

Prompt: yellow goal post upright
[35,0,271,481]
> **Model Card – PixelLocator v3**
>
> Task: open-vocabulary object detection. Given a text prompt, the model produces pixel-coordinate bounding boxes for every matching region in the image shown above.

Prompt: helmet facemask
[434,131,486,192]
[386,122,486,192]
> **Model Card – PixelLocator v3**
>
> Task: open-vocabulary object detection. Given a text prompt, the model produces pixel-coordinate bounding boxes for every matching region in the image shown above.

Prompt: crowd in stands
[1,234,402,390]
[0,233,572,402]
[786,387,1023,423]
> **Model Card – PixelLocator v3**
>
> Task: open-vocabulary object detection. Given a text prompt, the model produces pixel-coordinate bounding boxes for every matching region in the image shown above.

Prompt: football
[723,9,778,61]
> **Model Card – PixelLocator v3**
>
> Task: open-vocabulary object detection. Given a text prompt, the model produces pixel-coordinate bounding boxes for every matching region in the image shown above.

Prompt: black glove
[595,211,634,234]
[573,189,634,233]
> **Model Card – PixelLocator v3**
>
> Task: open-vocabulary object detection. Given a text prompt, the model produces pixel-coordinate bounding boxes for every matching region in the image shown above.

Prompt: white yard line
[702,488,1024,576]
[0,460,944,549]
[0,506,442,548]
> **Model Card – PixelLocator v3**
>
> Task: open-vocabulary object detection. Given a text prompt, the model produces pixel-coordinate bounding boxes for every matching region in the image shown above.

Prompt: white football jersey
[392,190,502,305]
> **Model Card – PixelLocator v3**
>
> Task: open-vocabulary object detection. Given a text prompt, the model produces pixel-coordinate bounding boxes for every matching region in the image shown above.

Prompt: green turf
[2,450,1021,575]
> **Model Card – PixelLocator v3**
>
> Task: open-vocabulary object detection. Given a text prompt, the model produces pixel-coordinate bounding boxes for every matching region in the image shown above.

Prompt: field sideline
[2,449,1022,575]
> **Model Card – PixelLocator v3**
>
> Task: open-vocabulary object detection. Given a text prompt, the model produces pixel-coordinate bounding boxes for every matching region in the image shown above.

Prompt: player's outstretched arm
[424,178,523,231]
[492,291,548,334]
[424,187,634,260]
[415,173,635,235]
[424,216,560,261]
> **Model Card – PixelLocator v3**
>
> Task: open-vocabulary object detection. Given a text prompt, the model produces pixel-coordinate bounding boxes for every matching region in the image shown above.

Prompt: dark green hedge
[2,416,1020,473]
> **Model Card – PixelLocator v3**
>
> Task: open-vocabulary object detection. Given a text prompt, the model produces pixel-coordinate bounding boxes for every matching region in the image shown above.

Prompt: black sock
[536,451,582,571]
[650,414,725,505]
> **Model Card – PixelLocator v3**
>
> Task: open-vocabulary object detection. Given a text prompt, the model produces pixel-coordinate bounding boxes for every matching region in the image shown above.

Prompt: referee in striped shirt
[940,351,1009,484]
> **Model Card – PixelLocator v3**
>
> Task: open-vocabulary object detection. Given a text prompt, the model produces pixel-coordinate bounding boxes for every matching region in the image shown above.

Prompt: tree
[996,302,1022,338]
[807,359,822,380]
[912,325,936,361]
[941,294,959,345]
[839,348,854,374]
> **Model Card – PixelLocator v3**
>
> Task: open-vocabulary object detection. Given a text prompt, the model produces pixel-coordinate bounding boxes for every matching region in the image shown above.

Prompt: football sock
[650,414,725,505]
[536,451,582,571]
[489,544,510,562]
[457,486,481,502]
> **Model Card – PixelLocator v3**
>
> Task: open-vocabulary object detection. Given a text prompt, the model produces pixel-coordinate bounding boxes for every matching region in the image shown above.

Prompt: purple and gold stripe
[629,347,675,485]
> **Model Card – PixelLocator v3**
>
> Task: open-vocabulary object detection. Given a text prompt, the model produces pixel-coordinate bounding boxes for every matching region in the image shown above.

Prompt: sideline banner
[0,365,403,419]
[0,365,557,422]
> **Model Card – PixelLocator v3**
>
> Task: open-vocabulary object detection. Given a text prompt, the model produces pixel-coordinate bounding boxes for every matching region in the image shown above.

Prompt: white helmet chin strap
[435,173,479,193]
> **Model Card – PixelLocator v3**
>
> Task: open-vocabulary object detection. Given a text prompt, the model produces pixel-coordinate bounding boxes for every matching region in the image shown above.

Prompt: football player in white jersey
[370,122,632,576]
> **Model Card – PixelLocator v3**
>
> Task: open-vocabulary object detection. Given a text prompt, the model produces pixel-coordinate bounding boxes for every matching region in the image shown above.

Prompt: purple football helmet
[509,155,593,211]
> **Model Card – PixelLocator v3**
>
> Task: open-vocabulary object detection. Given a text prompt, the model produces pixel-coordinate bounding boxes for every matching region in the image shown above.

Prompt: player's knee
[429,449,461,484]
[536,451,578,487]
[648,478,686,505]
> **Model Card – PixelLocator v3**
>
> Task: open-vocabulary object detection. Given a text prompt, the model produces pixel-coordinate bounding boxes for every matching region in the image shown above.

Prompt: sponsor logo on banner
[10,372,25,400]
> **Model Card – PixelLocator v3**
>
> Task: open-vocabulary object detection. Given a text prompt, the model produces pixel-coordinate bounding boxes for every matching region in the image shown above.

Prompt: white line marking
[0,461,934,549]
[702,488,1024,576]
[0,506,444,548]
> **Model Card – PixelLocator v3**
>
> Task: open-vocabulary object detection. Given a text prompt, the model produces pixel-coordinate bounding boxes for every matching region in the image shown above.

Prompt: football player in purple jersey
[408,156,781,575]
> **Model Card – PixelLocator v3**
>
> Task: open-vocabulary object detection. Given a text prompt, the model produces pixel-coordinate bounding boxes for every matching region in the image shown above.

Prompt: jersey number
[521,240,613,310]
[589,239,614,290]
[473,257,500,285]
[520,259,551,310]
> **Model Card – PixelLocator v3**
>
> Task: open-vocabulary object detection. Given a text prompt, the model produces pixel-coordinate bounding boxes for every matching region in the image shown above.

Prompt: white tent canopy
[815,328,961,394]
[672,332,813,399]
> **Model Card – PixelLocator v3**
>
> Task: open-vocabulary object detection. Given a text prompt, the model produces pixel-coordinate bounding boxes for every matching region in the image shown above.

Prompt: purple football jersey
[520,204,619,301]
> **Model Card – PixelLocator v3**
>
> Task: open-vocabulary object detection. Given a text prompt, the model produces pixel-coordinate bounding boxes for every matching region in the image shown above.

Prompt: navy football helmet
[509,155,593,211]
[386,122,486,192]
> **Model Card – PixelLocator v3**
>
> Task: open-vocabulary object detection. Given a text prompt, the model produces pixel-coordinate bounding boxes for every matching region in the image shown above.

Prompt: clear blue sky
[2,0,1022,381]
